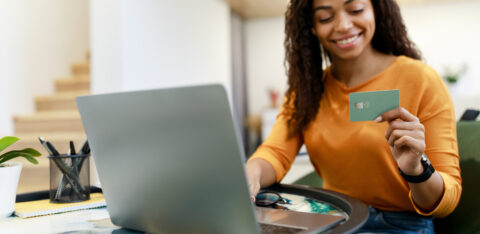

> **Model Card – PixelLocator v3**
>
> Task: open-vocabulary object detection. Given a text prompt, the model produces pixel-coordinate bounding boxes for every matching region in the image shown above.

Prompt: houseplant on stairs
[0,136,41,217]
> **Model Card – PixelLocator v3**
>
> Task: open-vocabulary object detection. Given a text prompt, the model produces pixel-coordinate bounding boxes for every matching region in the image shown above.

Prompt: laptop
[76,84,344,234]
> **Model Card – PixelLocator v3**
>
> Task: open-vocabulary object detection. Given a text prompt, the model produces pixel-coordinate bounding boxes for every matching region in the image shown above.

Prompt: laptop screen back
[77,84,259,233]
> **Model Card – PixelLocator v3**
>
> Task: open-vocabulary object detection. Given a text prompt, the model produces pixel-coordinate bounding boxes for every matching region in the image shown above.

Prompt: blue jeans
[356,206,435,234]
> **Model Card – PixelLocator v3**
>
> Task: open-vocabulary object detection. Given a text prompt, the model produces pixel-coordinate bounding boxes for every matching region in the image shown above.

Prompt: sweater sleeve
[409,66,462,218]
[247,104,303,183]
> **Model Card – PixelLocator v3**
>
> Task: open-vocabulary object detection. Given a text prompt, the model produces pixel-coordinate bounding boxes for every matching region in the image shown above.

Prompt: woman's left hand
[376,107,425,175]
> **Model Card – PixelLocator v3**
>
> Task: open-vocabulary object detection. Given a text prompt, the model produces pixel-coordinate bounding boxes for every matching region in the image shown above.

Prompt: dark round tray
[263,184,369,234]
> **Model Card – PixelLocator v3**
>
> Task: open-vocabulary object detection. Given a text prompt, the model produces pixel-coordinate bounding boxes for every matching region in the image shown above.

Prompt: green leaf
[0,148,42,159]
[19,148,42,157]
[23,155,39,164]
[0,136,19,153]
[0,151,39,165]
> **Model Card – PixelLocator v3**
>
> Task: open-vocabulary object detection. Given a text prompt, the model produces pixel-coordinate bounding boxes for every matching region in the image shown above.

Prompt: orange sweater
[249,56,461,218]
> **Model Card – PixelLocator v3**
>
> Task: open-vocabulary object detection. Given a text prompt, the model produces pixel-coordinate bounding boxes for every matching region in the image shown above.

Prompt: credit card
[349,90,399,122]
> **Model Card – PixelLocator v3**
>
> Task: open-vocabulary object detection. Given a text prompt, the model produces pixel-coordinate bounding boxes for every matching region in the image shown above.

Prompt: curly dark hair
[283,0,422,137]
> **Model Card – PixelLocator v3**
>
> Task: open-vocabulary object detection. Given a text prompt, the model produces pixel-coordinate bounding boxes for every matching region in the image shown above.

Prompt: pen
[73,140,90,174]
[70,140,79,175]
[46,141,60,156]
[53,152,86,198]
[79,140,89,154]
[38,137,54,155]
[39,137,86,199]
[70,141,76,155]
[55,149,72,199]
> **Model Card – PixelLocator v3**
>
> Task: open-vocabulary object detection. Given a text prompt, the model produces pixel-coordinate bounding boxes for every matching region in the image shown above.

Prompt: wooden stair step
[11,53,92,194]
[73,74,90,80]
[57,89,91,95]
[48,90,91,96]
[35,91,90,111]
[13,111,84,134]
[55,78,90,92]
[71,62,90,76]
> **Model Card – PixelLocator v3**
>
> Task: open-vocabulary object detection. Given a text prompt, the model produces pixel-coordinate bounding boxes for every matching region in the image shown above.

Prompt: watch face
[422,154,435,174]
[421,154,430,164]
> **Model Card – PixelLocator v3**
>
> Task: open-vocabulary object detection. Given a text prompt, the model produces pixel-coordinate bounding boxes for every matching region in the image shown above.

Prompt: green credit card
[349,90,399,122]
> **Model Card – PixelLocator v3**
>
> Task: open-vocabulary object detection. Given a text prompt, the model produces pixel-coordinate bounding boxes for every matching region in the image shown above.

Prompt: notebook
[14,193,106,218]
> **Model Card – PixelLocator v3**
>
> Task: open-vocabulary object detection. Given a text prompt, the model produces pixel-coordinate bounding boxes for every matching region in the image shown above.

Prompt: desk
[265,184,369,233]
[2,184,368,234]
[2,188,126,234]
[0,208,121,234]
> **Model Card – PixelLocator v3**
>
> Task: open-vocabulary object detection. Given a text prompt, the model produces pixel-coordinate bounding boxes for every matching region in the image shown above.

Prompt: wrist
[401,160,424,176]
[399,154,435,184]
[246,160,262,177]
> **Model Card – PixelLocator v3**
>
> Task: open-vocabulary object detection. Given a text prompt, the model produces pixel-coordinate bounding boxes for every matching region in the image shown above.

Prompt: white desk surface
[0,208,122,234]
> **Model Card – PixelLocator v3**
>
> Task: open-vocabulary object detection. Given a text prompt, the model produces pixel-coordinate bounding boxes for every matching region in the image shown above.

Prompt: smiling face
[312,0,376,61]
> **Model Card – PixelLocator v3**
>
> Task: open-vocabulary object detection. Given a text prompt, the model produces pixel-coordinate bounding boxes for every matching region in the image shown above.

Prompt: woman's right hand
[245,161,262,201]
[245,158,277,202]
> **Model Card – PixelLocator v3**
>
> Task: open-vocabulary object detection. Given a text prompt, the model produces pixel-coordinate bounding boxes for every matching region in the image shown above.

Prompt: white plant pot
[0,162,22,218]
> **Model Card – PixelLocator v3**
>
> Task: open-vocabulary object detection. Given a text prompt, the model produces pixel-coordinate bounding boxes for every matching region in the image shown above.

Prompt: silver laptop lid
[77,84,259,234]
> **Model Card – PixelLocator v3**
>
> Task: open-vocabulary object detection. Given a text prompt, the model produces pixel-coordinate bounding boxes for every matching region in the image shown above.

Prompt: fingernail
[375,116,382,122]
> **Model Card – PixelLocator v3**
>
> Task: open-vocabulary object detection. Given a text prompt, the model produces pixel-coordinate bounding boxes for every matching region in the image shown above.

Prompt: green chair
[292,170,322,188]
[435,121,480,233]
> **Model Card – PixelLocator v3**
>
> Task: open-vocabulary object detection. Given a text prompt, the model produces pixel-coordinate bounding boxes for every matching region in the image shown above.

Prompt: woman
[246,0,461,233]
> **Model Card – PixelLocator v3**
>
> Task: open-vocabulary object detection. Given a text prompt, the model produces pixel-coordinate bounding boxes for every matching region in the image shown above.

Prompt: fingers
[378,107,425,151]
[375,107,419,123]
[378,107,426,163]
[387,129,418,146]
[249,182,260,202]
[245,158,276,202]
[385,121,425,144]
[393,135,426,154]
[245,162,261,202]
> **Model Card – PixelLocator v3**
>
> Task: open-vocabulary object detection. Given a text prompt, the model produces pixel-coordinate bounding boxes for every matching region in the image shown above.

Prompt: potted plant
[0,136,41,217]
[443,63,468,85]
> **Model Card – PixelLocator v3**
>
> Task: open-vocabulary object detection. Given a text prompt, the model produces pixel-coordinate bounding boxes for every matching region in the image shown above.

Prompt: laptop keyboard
[260,223,305,234]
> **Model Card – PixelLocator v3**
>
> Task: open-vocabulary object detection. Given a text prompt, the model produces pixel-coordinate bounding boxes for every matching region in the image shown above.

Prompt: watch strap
[398,154,435,183]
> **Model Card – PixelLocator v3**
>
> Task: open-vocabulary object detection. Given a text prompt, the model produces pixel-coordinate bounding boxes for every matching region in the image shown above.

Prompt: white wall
[0,1,11,135]
[245,17,287,115]
[401,0,480,98]
[89,0,123,94]
[245,0,480,116]
[0,0,90,135]
[90,0,232,96]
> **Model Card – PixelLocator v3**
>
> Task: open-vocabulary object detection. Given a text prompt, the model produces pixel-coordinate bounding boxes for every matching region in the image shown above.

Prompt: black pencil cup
[48,154,90,203]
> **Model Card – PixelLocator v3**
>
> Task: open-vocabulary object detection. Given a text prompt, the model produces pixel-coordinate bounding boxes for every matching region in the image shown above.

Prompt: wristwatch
[398,154,435,183]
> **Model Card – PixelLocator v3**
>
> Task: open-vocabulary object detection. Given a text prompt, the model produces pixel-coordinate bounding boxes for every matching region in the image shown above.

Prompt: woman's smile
[332,33,362,49]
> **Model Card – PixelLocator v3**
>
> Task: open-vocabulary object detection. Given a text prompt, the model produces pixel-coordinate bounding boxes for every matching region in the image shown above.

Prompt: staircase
[12,52,91,194]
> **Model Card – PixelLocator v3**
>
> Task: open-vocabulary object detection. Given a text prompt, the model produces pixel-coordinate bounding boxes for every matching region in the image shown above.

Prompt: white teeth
[337,35,358,45]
